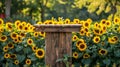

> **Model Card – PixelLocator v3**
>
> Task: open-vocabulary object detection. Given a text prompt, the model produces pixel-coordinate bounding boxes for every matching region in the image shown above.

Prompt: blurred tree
[74,0,120,20]
[1,0,120,22]
[5,0,11,18]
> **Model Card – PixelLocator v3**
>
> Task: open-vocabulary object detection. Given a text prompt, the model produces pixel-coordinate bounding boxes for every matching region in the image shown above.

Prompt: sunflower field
[0,16,120,67]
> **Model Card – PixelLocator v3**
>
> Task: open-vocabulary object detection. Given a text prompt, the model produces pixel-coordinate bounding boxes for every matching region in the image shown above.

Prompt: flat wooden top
[34,24,82,32]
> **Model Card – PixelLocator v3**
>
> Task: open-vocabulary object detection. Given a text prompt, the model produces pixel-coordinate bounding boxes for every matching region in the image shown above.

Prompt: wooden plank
[34,24,82,32]
[45,32,72,67]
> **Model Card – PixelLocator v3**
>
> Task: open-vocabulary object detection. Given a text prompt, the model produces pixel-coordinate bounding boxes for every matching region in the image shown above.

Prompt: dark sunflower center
[12,34,17,37]
[6,54,8,57]
[74,37,76,39]
[38,50,43,56]
[85,28,88,32]
[11,55,16,58]
[114,37,118,41]
[74,54,77,56]
[17,22,19,25]
[1,36,6,40]
[103,27,106,30]
[14,39,17,41]
[19,25,22,29]
[95,38,99,41]
[85,55,88,57]
[49,22,52,24]
[95,29,99,33]
[5,47,7,50]
[81,31,84,34]
[85,23,88,26]
[29,40,32,43]
[8,43,12,47]
[115,19,118,22]
[102,21,106,24]
[107,22,110,25]
[25,27,28,30]
[34,47,36,50]
[27,61,30,63]
[8,25,12,29]
[77,41,82,45]
[114,28,117,30]
[101,50,105,54]
[80,44,85,49]
[21,33,25,36]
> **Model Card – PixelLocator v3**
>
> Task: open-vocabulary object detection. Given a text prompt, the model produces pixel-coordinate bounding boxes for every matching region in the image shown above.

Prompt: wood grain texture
[34,24,81,67]
[45,32,72,67]
[34,24,82,32]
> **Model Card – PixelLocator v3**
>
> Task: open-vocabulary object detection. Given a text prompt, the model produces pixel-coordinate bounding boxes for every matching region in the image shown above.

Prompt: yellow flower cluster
[0,18,45,66]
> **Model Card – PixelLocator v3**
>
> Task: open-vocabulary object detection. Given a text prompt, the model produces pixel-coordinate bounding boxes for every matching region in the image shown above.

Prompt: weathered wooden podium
[34,24,81,67]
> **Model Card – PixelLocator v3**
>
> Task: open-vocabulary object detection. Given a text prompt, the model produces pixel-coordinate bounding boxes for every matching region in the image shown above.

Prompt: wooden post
[34,24,82,67]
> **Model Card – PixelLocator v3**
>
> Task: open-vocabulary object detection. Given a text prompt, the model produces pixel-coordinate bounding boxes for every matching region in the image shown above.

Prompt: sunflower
[0,26,4,32]
[73,19,80,24]
[86,32,91,37]
[105,20,111,27]
[0,18,4,25]
[25,59,32,65]
[93,36,100,43]
[93,28,100,35]
[83,53,90,59]
[79,29,85,36]
[35,48,45,59]
[3,46,8,52]
[65,18,70,24]
[10,54,17,59]
[99,30,104,35]
[32,46,37,52]
[101,42,105,46]
[10,32,18,39]
[73,52,78,59]
[39,32,45,37]
[77,43,87,51]
[4,53,10,58]
[0,35,7,42]
[6,22,13,31]
[13,38,19,43]
[98,49,107,56]
[14,60,19,65]
[101,25,107,33]
[26,23,31,27]
[94,22,99,28]
[114,17,120,25]
[83,21,90,28]
[108,37,116,44]
[37,21,42,24]
[24,26,29,31]
[112,36,118,42]
[83,27,89,33]
[18,36,22,43]
[20,32,26,38]
[34,32,39,37]
[15,20,21,27]
[7,42,14,49]
[76,39,85,47]
[72,35,78,41]
[21,21,27,26]
[100,19,106,25]
[17,24,23,30]
[87,18,92,24]
[27,38,33,45]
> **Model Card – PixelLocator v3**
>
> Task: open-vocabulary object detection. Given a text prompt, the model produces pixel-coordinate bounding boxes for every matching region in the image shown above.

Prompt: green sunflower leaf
[17,55,25,63]
[15,45,23,52]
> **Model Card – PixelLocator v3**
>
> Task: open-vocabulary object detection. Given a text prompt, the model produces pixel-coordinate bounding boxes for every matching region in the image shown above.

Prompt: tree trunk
[5,0,12,18]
